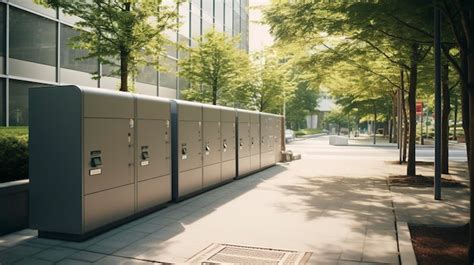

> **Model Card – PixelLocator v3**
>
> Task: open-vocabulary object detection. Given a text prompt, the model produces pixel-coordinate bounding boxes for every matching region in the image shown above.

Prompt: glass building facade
[0,0,249,126]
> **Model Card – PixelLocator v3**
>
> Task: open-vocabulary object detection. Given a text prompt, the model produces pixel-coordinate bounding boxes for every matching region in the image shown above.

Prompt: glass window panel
[10,0,56,18]
[202,19,213,35]
[225,0,232,33]
[233,11,240,35]
[136,65,157,85]
[191,12,201,37]
[234,0,240,11]
[215,0,224,25]
[10,7,57,67]
[60,25,97,73]
[9,80,47,126]
[0,4,4,57]
[202,0,213,16]
[0,79,4,126]
[159,58,177,89]
[178,2,190,39]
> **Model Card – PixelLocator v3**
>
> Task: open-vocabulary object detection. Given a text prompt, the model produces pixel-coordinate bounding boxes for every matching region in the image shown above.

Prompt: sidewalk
[0,136,468,264]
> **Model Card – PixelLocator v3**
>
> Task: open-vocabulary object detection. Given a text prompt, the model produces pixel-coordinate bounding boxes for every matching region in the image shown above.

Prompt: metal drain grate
[187,243,312,264]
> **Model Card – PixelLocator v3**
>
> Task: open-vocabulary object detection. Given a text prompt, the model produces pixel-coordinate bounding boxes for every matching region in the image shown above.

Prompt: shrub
[0,127,28,183]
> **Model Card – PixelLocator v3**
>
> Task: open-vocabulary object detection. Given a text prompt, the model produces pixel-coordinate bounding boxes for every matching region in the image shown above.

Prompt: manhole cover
[187,243,312,264]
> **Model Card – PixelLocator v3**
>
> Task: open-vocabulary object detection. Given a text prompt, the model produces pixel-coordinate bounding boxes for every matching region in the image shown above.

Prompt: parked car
[285,129,295,143]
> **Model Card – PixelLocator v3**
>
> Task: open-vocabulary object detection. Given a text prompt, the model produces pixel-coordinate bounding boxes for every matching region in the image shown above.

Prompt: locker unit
[29,86,171,241]
[171,100,203,201]
[220,107,237,181]
[236,109,261,178]
[273,115,283,163]
[202,105,222,188]
[250,111,261,172]
[260,113,276,168]
[135,95,172,212]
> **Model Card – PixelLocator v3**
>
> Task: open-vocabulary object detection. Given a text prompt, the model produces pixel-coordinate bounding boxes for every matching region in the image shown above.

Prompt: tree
[179,29,250,105]
[285,80,319,129]
[37,0,179,92]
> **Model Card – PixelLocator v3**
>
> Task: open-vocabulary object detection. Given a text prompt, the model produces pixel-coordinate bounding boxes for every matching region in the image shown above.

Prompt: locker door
[179,121,203,172]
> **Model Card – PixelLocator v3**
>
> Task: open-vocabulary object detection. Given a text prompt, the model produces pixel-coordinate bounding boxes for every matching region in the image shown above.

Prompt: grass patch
[0,127,29,183]
[295,128,323,137]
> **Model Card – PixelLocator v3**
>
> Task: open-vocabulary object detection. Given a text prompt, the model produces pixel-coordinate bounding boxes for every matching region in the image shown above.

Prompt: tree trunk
[441,62,450,174]
[454,94,458,140]
[407,44,419,177]
[120,49,129,92]
[391,94,397,144]
[212,85,217,105]
[401,76,408,163]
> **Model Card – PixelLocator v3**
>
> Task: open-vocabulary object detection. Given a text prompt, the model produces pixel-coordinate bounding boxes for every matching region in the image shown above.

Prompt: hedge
[0,127,28,183]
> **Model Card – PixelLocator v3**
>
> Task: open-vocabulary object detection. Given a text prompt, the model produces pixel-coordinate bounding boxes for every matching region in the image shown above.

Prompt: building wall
[0,0,249,126]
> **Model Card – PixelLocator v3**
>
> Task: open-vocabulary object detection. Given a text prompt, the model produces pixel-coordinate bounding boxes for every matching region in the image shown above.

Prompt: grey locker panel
[250,154,260,171]
[221,160,236,181]
[179,121,203,172]
[179,102,202,121]
[137,175,171,212]
[238,111,250,122]
[203,164,221,188]
[250,123,260,156]
[203,106,220,122]
[221,108,236,122]
[238,156,251,175]
[83,118,134,195]
[274,116,282,162]
[137,120,170,181]
[137,96,170,120]
[221,122,235,162]
[250,112,260,123]
[84,184,135,232]
[203,121,221,166]
[83,88,134,118]
[261,151,275,168]
[238,122,250,158]
[179,168,203,196]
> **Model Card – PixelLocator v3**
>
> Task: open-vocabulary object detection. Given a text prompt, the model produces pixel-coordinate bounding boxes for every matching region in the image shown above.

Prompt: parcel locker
[29,86,136,240]
[249,111,261,171]
[171,100,203,201]
[220,107,236,181]
[202,105,222,188]
[260,113,275,168]
[135,95,172,212]
[273,115,283,163]
[236,110,251,177]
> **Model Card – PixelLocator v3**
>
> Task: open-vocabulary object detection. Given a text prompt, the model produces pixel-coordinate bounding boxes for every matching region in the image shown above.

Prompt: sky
[248,0,274,52]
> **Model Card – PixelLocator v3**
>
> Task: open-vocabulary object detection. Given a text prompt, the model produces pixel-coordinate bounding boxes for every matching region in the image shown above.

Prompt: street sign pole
[434,5,442,200]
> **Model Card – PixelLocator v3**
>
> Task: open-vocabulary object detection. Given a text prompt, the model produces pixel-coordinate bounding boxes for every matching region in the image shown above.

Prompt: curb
[396,222,417,265]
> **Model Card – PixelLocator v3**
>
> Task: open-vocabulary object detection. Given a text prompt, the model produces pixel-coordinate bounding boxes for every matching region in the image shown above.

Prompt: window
[0,79,4,126]
[160,58,177,89]
[224,0,233,34]
[60,25,97,73]
[191,11,201,37]
[178,2,190,39]
[202,0,213,16]
[9,80,47,126]
[10,0,56,18]
[202,19,213,35]
[0,4,5,74]
[215,0,224,25]
[233,10,240,36]
[10,7,57,67]
[136,65,157,85]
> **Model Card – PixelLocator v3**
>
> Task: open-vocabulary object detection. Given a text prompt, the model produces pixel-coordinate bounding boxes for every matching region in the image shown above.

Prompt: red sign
[416,101,423,115]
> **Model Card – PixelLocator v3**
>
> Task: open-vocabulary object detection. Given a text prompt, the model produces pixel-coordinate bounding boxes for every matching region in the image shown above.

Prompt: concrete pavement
[0,135,469,264]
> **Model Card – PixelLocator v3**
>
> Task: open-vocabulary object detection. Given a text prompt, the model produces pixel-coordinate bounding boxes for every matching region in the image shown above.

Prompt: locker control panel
[181,143,188,160]
[205,142,211,155]
[141,146,149,166]
[89,150,102,176]
[239,138,243,149]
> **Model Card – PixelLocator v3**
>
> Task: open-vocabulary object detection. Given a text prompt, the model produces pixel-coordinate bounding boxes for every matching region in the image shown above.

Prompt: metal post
[434,5,442,200]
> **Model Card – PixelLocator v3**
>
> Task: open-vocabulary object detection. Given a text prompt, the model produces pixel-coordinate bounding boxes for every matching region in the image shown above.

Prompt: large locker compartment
[171,100,203,201]
[135,95,172,212]
[202,105,222,188]
[260,113,275,168]
[220,107,236,181]
[236,110,251,177]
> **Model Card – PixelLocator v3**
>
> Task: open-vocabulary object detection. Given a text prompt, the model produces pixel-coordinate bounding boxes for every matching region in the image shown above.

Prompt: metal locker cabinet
[82,88,135,233]
[260,113,275,168]
[220,107,236,181]
[274,115,283,163]
[135,95,172,213]
[202,105,222,188]
[250,111,261,171]
[29,85,136,240]
[171,100,203,201]
[237,110,251,177]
